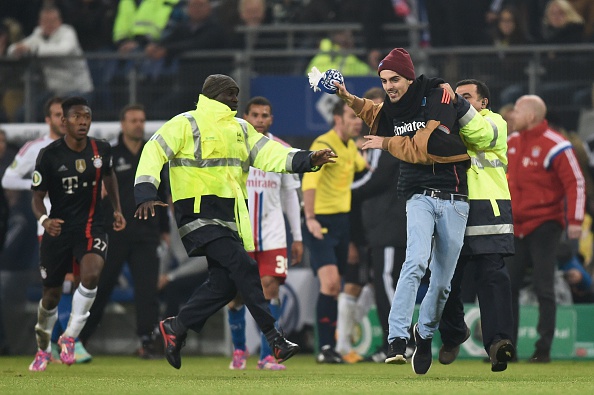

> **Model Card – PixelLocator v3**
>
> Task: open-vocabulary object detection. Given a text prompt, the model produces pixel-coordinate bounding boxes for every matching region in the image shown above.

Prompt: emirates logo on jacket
[393,120,426,136]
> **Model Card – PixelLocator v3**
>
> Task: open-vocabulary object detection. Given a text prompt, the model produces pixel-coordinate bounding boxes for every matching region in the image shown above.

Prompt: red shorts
[248,248,288,283]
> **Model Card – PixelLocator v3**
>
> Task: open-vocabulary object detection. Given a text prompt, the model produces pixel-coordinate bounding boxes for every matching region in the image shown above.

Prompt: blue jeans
[387,194,469,342]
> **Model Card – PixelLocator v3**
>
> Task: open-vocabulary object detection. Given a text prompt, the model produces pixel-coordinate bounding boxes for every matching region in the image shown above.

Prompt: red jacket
[507,120,585,237]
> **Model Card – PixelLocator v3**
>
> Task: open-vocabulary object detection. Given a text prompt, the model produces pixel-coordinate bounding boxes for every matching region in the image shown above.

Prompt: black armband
[134,182,159,206]
[289,150,319,173]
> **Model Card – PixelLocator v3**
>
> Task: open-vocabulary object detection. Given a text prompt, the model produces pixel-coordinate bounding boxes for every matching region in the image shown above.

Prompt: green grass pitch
[1,355,594,394]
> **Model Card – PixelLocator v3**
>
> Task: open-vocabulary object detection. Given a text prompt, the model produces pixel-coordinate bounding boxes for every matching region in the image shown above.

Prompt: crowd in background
[0,0,593,122]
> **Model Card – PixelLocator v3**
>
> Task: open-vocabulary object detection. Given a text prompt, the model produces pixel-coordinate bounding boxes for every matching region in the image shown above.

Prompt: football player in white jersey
[227,96,303,371]
[2,97,92,363]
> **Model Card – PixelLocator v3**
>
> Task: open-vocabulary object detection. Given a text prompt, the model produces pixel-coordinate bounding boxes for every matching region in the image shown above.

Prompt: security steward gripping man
[437,80,516,372]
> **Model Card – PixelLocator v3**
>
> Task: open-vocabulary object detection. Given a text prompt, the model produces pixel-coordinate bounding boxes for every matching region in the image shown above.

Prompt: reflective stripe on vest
[178,217,238,238]
[471,151,507,171]
[174,113,260,170]
[465,223,514,236]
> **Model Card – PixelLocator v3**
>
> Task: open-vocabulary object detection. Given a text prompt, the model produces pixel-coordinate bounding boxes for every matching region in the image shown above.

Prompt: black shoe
[489,339,515,372]
[385,337,407,364]
[411,323,433,375]
[316,345,343,363]
[159,317,186,369]
[439,325,471,365]
[272,335,300,363]
[528,350,551,363]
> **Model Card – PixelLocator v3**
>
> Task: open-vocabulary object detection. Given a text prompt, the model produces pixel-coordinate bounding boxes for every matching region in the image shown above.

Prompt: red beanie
[377,48,415,80]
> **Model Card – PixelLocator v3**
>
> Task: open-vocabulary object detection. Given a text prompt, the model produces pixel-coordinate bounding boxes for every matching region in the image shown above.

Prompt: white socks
[336,292,357,355]
[63,284,97,338]
[35,300,58,352]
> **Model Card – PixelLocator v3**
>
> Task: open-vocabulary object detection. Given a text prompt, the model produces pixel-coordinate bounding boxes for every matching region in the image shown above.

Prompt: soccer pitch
[1,355,593,394]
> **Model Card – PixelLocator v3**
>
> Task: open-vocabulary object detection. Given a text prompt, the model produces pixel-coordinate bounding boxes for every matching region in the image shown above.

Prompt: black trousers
[80,233,160,341]
[177,236,275,334]
[506,221,562,354]
[370,245,406,350]
[440,253,514,353]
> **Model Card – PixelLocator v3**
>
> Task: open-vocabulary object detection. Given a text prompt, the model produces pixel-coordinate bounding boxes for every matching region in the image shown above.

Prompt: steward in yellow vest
[438,79,515,373]
[113,0,180,46]
[133,75,336,370]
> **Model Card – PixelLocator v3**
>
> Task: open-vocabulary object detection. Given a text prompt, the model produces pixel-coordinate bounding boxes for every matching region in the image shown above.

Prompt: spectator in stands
[361,0,407,70]
[0,18,24,123]
[425,0,491,47]
[541,0,590,110]
[224,0,281,50]
[492,5,533,47]
[142,0,228,118]
[56,0,117,52]
[294,0,362,24]
[542,0,585,44]
[112,0,182,54]
[569,0,594,41]
[144,0,225,62]
[305,29,372,76]
[500,1,588,110]
[0,0,44,37]
[7,6,94,121]
[491,5,533,108]
[506,94,586,363]
[101,0,183,115]
[269,0,303,24]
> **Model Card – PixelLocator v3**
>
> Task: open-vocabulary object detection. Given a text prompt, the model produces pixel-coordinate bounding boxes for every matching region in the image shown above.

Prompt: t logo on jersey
[76,159,86,173]
[62,176,79,194]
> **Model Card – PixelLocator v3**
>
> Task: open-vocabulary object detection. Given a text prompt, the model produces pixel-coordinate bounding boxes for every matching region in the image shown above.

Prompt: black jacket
[352,149,406,248]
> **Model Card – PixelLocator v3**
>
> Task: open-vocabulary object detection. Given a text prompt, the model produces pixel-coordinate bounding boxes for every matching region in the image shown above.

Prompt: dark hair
[456,79,491,108]
[40,5,61,18]
[492,5,531,45]
[43,96,63,117]
[363,87,384,101]
[119,103,145,121]
[244,96,272,115]
[62,96,89,116]
[332,101,347,117]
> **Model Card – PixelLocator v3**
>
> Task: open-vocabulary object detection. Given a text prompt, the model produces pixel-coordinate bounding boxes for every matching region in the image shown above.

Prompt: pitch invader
[28,97,126,372]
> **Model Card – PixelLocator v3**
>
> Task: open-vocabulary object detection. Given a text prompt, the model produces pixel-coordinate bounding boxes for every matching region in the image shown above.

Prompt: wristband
[306,216,316,220]
[38,214,49,227]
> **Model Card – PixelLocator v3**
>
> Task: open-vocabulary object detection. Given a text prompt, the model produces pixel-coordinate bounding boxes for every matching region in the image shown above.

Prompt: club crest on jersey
[531,146,541,158]
[76,159,86,173]
[92,155,103,169]
[32,171,42,186]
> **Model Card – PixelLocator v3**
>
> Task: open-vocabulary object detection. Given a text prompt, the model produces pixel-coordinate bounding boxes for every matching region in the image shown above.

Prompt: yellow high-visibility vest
[135,95,301,251]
